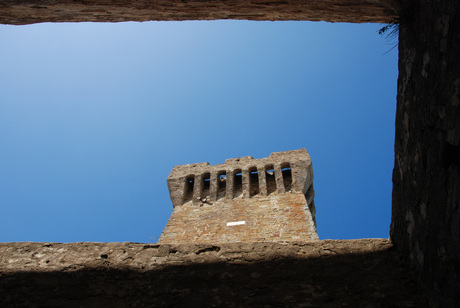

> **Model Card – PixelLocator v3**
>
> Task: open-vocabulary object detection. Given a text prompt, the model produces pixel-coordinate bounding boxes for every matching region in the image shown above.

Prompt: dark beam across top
[0,0,397,25]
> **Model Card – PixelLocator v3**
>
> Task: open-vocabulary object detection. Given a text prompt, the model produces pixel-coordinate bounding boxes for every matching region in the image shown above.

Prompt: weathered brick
[159,150,318,244]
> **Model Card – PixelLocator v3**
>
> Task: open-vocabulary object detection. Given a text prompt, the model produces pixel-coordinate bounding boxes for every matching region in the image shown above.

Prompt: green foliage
[378,23,399,38]
[378,21,399,54]
[378,0,404,53]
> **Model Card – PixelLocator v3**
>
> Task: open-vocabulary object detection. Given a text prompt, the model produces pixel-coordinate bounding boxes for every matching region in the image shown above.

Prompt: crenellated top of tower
[167,149,314,207]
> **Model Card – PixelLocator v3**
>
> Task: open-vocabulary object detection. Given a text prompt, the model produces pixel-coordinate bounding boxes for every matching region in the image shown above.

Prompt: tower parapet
[167,148,314,206]
[159,149,318,243]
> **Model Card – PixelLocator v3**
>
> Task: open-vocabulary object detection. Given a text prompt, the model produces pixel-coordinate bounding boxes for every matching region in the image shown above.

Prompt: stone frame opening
[201,172,211,199]
[281,163,292,192]
[265,165,276,195]
[184,175,195,204]
[1,1,459,305]
[0,0,398,235]
[233,169,243,198]
[249,166,259,197]
[217,171,227,200]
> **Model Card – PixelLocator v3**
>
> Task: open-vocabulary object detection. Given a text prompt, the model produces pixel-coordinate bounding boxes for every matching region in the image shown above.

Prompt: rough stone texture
[167,149,314,206]
[391,0,460,307]
[0,0,397,25]
[160,193,318,243]
[160,149,318,243]
[0,0,459,307]
[0,239,428,307]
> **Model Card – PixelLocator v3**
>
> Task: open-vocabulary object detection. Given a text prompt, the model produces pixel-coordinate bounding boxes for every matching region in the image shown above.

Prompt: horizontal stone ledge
[0,239,391,272]
[0,0,397,25]
[0,238,429,307]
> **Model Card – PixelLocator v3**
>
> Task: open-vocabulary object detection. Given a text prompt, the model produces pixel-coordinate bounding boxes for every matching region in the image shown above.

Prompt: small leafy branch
[378,0,415,44]
[378,22,400,38]
[378,1,403,53]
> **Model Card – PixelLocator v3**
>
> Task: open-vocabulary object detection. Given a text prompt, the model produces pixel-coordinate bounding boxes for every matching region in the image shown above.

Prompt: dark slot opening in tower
[202,172,211,199]
[184,175,194,203]
[217,171,226,200]
[265,165,276,195]
[249,167,259,197]
[234,169,243,198]
[281,164,292,192]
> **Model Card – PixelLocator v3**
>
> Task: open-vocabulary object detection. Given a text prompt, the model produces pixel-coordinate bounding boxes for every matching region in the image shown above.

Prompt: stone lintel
[0,0,398,25]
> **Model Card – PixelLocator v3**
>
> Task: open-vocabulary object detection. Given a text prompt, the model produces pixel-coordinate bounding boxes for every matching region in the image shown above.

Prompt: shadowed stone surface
[0,239,427,307]
[391,0,460,306]
[0,0,459,306]
[0,0,397,25]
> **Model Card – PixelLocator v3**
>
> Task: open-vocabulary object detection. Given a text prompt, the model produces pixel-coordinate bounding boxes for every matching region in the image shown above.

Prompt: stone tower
[158,149,318,243]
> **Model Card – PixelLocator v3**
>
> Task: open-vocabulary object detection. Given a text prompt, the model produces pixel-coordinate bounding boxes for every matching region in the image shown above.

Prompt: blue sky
[0,21,398,243]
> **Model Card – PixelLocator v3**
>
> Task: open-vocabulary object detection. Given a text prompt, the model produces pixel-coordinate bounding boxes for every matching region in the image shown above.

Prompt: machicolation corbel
[167,148,314,207]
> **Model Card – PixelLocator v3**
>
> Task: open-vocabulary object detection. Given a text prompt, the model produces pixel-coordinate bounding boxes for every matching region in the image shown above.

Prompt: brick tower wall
[159,149,318,244]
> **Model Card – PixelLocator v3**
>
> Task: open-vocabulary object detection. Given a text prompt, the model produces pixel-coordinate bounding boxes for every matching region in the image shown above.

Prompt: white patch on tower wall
[227,221,246,226]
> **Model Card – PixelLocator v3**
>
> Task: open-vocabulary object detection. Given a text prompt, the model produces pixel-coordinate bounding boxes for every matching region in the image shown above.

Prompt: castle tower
[158,149,318,243]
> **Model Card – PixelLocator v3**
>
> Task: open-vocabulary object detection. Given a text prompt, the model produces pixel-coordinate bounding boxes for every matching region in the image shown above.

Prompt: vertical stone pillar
[258,167,267,196]
[192,174,202,204]
[166,176,187,207]
[290,166,296,192]
[242,169,250,198]
[275,165,285,194]
[209,172,218,202]
[226,170,234,200]
[180,177,187,205]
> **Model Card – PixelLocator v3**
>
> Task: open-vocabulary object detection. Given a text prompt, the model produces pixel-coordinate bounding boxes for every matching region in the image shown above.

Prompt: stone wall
[160,192,318,243]
[0,0,397,25]
[166,149,313,206]
[391,0,460,306]
[160,149,318,243]
[0,0,459,306]
[0,240,428,307]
